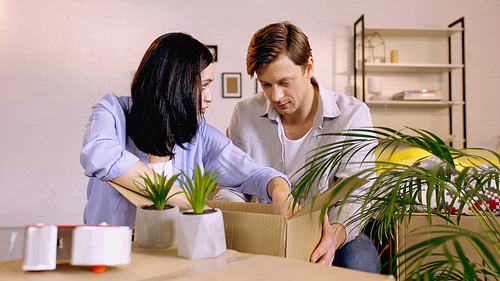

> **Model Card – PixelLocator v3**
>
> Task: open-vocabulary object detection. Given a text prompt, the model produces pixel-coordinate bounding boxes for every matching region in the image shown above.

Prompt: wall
[1,0,499,226]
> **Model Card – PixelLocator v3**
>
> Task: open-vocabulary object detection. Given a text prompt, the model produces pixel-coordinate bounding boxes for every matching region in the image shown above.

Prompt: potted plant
[293,126,500,280]
[134,170,181,248]
[177,163,226,259]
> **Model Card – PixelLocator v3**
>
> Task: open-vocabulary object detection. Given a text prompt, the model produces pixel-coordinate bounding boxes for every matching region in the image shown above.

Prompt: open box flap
[290,178,368,219]
[108,181,152,207]
[109,178,367,218]
[207,201,274,214]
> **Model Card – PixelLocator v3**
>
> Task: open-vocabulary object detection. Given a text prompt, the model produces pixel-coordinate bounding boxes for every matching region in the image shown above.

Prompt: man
[226,22,380,272]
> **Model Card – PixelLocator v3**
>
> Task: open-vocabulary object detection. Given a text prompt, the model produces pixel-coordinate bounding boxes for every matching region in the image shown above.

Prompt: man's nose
[271,86,284,103]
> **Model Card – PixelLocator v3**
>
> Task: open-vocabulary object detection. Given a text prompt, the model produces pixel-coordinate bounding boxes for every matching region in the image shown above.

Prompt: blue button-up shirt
[80,92,289,228]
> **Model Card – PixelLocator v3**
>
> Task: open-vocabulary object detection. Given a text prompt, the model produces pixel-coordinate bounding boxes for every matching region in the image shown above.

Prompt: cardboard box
[396,213,497,279]
[206,200,321,260]
[109,179,358,261]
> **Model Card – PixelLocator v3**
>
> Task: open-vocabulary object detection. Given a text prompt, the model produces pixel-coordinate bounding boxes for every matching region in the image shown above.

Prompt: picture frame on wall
[222,73,242,98]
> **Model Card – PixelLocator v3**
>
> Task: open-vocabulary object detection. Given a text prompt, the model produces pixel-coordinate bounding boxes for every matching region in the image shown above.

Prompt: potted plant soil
[134,170,181,249]
[177,163,226,259]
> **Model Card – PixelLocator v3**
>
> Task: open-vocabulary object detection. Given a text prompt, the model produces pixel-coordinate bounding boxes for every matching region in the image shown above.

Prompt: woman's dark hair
[247,21,312,77]
[127,33,213,157]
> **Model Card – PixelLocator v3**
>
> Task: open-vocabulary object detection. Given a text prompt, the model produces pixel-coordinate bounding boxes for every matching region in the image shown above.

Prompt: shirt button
[279,159,283,163]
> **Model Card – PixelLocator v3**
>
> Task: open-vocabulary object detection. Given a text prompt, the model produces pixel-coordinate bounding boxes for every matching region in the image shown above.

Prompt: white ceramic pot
[135,204,179,248]
[177,208,226,259]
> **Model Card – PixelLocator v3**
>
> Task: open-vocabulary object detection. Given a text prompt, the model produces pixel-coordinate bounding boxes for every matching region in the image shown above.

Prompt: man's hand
[267,177,295,218]
[310,214,346,265]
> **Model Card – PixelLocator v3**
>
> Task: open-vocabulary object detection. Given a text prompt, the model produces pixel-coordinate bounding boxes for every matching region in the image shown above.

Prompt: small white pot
[177,208,226,259]
[135,204,179,248]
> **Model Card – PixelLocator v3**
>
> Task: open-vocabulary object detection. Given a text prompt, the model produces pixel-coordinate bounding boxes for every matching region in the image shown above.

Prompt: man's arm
[324,103,376,246]
[227,104,243,148]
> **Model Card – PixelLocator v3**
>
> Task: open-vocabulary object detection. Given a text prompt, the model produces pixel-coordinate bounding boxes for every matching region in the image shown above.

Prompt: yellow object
[386,148,432,164]
[390,50,398,63]
[376,148,431,164]
[375,148,500,171]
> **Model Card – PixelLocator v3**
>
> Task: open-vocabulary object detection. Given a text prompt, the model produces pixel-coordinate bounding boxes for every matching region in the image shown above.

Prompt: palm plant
[293,126,500,280]
[133,170,181,210]
[178,163,222,214]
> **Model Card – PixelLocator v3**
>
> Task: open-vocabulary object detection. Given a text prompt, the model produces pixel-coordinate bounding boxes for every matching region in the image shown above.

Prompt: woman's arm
[267,177,294,218]
[110,160,192,209]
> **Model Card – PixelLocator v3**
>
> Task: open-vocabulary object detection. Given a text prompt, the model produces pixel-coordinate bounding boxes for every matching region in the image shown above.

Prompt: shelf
[366,100,464,108]
[441,136,466,144]
[354,15,466,148]
[361,63,464,73]
[441,135,461,143]
[361,27,463,37]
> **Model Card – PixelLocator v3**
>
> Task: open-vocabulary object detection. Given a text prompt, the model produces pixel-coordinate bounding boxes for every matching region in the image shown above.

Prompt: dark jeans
[332,233,381,273]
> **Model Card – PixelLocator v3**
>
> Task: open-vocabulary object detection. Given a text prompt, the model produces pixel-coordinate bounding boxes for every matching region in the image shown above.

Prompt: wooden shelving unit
[353,15,466,147]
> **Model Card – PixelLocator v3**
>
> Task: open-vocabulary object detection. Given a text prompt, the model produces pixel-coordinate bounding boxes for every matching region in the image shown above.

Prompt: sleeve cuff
[260,172,291,204]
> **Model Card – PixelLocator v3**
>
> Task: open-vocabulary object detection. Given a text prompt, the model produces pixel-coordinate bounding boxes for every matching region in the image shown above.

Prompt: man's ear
[305,56,314,79]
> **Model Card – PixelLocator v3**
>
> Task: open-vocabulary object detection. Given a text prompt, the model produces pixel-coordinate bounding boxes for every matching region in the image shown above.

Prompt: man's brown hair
[246,21,312,77]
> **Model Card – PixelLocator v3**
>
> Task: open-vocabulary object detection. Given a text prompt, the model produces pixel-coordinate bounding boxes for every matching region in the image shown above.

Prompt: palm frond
[293,126,500,279]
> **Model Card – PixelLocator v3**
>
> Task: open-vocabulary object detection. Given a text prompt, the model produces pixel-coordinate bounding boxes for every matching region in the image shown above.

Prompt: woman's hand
[267,177,296,218]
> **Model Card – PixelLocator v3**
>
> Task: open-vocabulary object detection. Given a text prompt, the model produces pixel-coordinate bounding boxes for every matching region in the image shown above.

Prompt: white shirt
[148,160,173,178]
[278,118,312,193]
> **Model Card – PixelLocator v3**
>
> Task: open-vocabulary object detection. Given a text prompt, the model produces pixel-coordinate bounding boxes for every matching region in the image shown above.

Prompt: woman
[80,33,292,228]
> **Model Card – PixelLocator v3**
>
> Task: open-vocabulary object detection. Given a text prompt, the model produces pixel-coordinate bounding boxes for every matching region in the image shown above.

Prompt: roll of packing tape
[23,225,58,271]
[71,226,132,266]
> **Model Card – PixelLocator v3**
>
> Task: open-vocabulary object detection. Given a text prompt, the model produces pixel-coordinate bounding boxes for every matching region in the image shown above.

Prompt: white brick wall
[1,0,499,226]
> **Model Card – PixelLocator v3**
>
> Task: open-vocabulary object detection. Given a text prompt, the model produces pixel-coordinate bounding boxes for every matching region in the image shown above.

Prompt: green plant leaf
[178,161,223,214]
[133,168,181,210]
[293,126,500,279]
